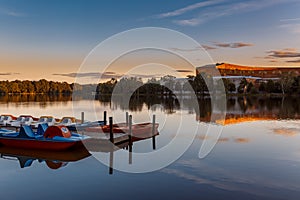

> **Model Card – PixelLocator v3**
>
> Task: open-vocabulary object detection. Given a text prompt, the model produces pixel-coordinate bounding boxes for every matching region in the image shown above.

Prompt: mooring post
[109,150,114,175]
[128,115,132,145]
[152,136,156,150]
[152,114,156,136]
[81,112,84,124]
[126,112,129,126]
[109,117,114,143]
[129,143,132,164]
[103,111,107,125]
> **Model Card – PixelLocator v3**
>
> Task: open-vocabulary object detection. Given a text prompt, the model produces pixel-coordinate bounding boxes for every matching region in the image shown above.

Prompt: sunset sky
[0,0,300,83]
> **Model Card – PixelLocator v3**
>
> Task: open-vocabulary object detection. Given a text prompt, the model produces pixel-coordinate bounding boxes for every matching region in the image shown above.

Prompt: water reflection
[2,94,299,125]
[0,95,300,199]
[0,146,90,169]
[98,95,300,124]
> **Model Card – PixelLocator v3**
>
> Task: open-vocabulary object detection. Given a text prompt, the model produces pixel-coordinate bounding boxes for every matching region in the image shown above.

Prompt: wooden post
[109,150,114,175]
[109,117,114,143]
[152,136,156,150]
[126,112,129,126]
[128,115,132,145]
[152,114,156,136]
[103,111,107,125]
[81,112,84,124]
[129,143,132,164]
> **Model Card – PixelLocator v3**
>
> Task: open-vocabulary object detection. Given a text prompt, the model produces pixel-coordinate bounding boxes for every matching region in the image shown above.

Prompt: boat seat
[37,123,48,135]
[17,125,36,138]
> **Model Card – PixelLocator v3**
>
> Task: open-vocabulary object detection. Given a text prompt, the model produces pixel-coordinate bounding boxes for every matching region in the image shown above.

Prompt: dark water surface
[0,95,300,200]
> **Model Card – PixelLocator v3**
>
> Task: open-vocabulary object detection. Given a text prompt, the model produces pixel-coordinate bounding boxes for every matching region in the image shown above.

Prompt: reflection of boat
[86,122,159,139]
[0,145,91,169]
[0,125,89,150]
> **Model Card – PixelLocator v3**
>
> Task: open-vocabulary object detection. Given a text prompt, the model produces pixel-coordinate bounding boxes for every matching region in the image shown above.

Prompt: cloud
[0,72,20,76]
[279,23,300,34]
[166,0,295,26]
[213,42,253,48]
[286,59,300,63]
[126,73,163,79]
[156,0,224,18]
[53,72,123,79]
[0,8,25,17]
[202,45,218,50]
[269,60,278,63]
[53,72,165,80]
[170,45,217,52]
[267,49,300,58]
[280,17,300,22]
[176,69,194,73]
[169,47,202,52]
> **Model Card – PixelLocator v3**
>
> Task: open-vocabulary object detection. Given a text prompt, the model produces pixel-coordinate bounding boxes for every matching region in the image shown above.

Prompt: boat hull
[0,137,81,151]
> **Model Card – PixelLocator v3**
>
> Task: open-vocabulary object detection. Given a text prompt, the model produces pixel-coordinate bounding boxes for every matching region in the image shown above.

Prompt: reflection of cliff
[197,97,300,125]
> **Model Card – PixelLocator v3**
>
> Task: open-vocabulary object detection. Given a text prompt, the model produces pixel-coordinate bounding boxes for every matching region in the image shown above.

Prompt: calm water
[0,95,300,200]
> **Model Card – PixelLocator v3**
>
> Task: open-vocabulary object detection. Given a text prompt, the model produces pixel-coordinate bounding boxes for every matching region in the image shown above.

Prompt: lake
[0,95,300,200]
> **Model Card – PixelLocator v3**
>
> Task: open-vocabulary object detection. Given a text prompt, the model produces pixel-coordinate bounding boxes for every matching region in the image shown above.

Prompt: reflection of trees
[104,95,300,123]
[0,94,72,103]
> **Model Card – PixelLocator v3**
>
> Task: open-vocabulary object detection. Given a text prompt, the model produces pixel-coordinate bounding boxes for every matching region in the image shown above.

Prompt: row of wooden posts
[80,111,156,144]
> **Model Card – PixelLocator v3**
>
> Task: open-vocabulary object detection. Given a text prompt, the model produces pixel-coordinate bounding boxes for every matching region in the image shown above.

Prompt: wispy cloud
[53,72,165,80]
[0,72,20,76]
[156,0,295,26]
[176,69,194,73]
[280,17,300,22]
[213,42,253,48]
[202,45,218,50]
[279,23,300,34]
[267,48,300,58]
[170,44,217,52]
[156,0,224,18]
[53,72,123,79]
[0,7,25,17]
[169,47,202,52]
[286,59,300,63]
[265,48,300,63]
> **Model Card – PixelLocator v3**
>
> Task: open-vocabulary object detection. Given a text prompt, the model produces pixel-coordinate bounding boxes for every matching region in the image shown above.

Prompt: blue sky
[0,0,300,82]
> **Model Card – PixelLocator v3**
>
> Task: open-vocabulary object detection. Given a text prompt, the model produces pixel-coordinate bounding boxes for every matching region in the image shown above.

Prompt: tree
[280,72,294,95]
[259,82,266,93]
[0,82,8,94]
[238,78,248,93]
[266,80,275,93]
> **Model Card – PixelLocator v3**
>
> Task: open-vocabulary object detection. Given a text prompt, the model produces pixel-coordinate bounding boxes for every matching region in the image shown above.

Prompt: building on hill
[196,63,300,90]
[196,63,300,78]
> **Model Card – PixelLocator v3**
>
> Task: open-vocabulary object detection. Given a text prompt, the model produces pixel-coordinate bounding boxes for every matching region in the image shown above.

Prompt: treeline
[95,75,212,96]
[0,79,72,94]
[2,74,300,96]
[234,76,300,95]
[95,74,300,96]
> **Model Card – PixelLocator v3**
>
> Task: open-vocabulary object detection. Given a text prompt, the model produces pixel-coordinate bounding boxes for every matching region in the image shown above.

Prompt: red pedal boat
[0,124,89,151]
[86,122,159,139]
